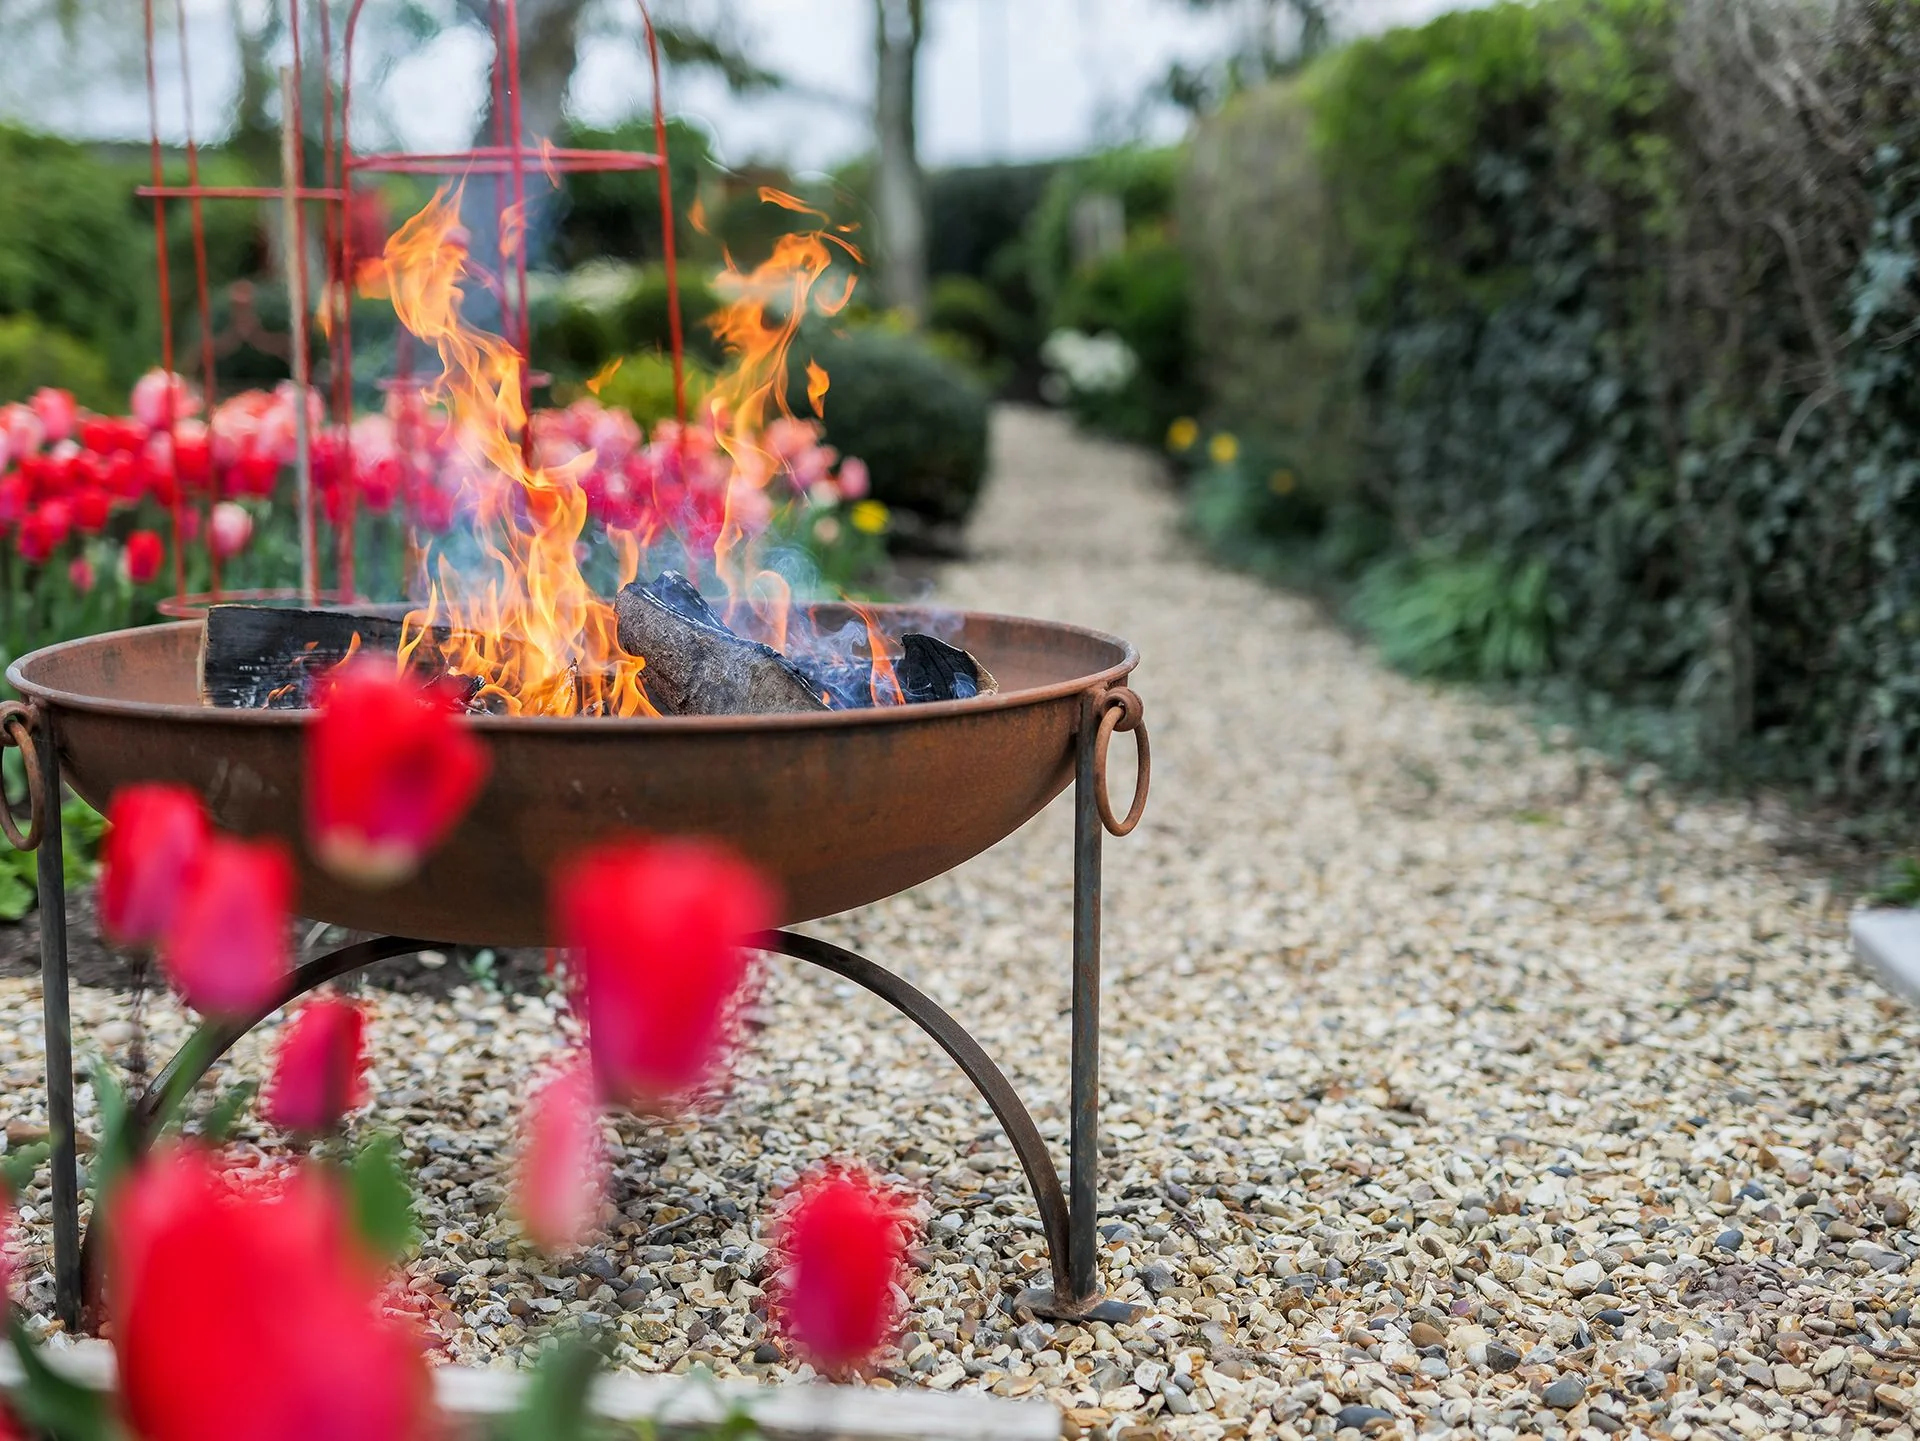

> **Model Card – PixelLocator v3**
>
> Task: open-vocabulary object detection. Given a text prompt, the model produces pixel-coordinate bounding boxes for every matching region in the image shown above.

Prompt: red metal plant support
[138,0,688,609]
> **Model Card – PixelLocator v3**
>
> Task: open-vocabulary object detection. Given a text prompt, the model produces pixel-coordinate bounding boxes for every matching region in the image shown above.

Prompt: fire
[375,181,877,717]
[383,189,651,717]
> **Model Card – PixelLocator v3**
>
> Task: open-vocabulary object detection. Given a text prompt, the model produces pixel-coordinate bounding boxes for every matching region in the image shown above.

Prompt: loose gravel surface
[5,407,1920,1441]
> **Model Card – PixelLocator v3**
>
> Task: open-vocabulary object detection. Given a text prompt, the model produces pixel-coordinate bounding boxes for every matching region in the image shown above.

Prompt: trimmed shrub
[591,351,716,429]
[612,267,725,369]
[926,275,1017,390]
[800,327,991,529]
[1179,82,1359,517]
[551,117,715,270]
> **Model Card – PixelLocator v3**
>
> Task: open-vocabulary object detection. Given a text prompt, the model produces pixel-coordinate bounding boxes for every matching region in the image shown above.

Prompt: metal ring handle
[0,701,46,852]
[1092,687,1149,837]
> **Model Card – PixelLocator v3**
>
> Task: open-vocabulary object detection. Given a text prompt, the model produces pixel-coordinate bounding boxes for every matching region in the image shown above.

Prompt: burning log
[898,633,997,703]
[613,573,829,717]
[198,604,464,710]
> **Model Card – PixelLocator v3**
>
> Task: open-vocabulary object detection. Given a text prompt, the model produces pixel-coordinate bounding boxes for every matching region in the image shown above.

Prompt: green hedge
[1181,0,1920,799]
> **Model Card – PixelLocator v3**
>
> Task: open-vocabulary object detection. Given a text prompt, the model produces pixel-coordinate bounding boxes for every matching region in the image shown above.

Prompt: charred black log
[613,573,829,716]
[199,604,457,709]
[898,633,997,703]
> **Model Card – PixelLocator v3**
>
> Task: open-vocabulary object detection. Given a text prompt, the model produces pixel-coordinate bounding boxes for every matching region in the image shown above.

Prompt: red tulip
[68,555,96,594]
[261,996,368,1134]
[15,510,57,564]
[514,1057,606,1251]
[555,838,775,1111]
[73,485,112,534]
[772,1165,913,1374]
[109,1144,432,1441]
[124,529,165,585]
[306,662,489,887]
[160,835,293,1019]
[0,473,26,528]
[100,784,209,948]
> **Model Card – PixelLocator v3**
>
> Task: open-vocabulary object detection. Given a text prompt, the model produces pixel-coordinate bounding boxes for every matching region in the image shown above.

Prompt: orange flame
[377,183,874,715]
[383,187,654,717]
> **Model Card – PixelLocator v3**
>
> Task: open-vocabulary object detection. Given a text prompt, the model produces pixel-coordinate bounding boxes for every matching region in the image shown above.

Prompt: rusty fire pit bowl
[7,606,1138,946]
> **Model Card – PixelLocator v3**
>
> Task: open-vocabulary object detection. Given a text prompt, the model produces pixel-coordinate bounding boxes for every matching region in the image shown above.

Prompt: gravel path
[6,407,1920,1441]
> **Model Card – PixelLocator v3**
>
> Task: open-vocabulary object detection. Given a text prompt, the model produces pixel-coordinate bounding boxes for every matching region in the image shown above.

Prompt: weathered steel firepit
[1,604,1150,1333]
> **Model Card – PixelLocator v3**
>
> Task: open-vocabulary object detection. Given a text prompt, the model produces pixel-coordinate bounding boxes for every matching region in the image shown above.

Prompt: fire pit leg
[0,701,84,1331]
[1013,701,1146,1326]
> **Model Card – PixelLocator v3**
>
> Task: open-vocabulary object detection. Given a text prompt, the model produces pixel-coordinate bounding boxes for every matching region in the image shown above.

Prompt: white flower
[1040,329,1139,396]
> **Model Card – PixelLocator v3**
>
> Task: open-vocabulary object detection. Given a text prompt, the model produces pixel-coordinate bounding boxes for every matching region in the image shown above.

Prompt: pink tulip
[836,456,870,500]
[209,501,254,560]
[131,370,199,432]
[30,389,76,445]
[772,1165,914,1374]
[100,785,209,947]
[514,1058,606,1251]
[261,996,368,1134]
[555,838,775,1112]
[160,835,293,1019]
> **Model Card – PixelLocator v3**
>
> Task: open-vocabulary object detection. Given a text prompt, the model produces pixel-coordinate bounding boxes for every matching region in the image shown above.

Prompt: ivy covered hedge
[1180,0,1920,801]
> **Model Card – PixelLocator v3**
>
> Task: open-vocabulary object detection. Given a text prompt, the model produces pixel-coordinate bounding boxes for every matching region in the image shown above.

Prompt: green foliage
[612,266,725,369]
[1052,232,1197,445]
[552,117,715,271]
[1181,0,1920,803]
[925,161,1064,283]
[346,1133,419,1263]
[1179,82,1359,513]
[1027,146,1183,313]
[531,299,618,384]
[589,351,716,429]
[0,126,148,385]
[925,274,1017,390]
[7,1312,113,1441]
[0,785,104,923]
[800,326,991,529]
[1871,857,1920,909]
[0,314,113,408]
[1350,551,1562,681]
[497,1332,612,1441]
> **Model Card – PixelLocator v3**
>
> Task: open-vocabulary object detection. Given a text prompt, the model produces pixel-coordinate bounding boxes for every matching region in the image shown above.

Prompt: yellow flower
[1269,469,1297,495]
[849,500,890,535]
[1208,432,1240,466]
[1166,417,1200,453]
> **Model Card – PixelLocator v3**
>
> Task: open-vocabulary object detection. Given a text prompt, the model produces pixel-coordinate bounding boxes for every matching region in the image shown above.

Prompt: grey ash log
[898,633,997,703]
[198,604,459,709]
[613,573,828,716]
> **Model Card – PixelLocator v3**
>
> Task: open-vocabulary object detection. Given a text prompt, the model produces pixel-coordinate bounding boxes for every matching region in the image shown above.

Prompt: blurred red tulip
[15,511,56,564]
[514,1057,606,1251]
[160,835,292,1018]
[124,529,165,585]
[209,501,254,560]
[30,388,76,445]
[68,555,96,594]
[306,662,489,887]
[35,498,72,547]
[110,1144,431,1441]
[73,486,112,534]
[555,838,775,1111]
[773,1165,913,1374]
[261,996,368,1134]
[0,473,26,528]
[100,784,209,947]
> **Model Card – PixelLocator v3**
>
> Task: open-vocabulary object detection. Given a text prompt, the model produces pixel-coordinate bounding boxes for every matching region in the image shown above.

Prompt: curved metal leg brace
[757,932,1136,1322]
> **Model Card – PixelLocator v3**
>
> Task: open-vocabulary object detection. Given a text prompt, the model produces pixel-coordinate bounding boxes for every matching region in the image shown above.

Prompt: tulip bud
[514,1058,606,1251]
[261,996,367,1134]
[100,784,209,947]
[772,1165,914,1374]
[160,835,293,1018]
[208,501,253,560]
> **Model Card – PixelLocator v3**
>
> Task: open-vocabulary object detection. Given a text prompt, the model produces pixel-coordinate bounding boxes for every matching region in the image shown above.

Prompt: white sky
[5,0,1463,171]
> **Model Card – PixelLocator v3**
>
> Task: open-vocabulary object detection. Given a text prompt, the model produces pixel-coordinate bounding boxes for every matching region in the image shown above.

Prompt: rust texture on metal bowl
[7,607,1138,945]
